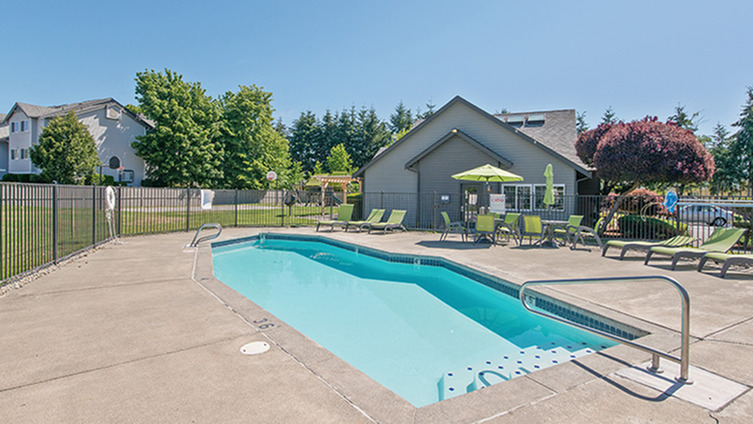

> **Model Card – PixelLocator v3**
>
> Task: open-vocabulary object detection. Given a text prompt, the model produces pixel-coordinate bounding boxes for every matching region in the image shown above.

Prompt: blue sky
[3,0,752,135]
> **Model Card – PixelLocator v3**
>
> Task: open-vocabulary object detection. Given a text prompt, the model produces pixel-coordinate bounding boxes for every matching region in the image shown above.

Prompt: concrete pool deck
[1,227,752,423]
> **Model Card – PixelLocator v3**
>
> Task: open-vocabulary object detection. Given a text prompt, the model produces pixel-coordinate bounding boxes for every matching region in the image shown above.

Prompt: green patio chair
[315,204,354,232]
[569,217,606,250]
[440,211,467,241]
[496,212,521,245]
[552,215,583,246]
[698,251,753,278]
[473,214,496,245]
[520,215,545,246]
[345,209,385,232]
[363,209,407,234]
[645,227,747,270]
[602,234,695,260]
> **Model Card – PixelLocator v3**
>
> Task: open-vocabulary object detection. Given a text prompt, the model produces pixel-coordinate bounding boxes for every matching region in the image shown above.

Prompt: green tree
[327,143,354,174]
[416,101,437,120]
[219,85,293,189]
[708,123,736,194]
[389,101,413,133]
[30,111,100,184]
[667,104,702,133]
[730,87,753,195]
[131,68,223,187]
[601,106,618,124]
[289,111,322,173]
[576,111,589,135]
[353,107,391,168]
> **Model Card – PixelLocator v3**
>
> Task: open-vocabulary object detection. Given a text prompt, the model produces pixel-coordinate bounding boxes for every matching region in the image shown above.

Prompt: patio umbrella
[543,164,555,208]
[452,164,524,209]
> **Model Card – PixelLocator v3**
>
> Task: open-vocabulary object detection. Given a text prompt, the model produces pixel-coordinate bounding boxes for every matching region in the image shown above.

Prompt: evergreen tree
[601,106,618,124]
[219,85,293,189]
[354,106,391,168]
[389,101,413,133]
[416,101,437,120]
[30,111,99,184]
[289,111,322,173]
[327,143,354,174]
[730,87,753,195]
[131,68,223,187]
[667,104,702,133]
[709,123,735,193]
[576,111,589,135]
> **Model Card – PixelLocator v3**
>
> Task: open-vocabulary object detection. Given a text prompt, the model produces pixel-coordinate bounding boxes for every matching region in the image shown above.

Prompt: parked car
[678,205,734,226]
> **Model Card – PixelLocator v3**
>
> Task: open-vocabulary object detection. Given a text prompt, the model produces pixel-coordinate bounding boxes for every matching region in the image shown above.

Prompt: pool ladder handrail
[519,275,692,384]
[190,223,222,247]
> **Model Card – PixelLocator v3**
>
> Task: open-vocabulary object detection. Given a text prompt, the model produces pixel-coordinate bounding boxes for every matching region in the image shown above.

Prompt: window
[10,122,16,133]
[10,149,18,160]
[534,184,565,210]
[503,184,532,211]
[20,148,30,160]
[20,121,27,132]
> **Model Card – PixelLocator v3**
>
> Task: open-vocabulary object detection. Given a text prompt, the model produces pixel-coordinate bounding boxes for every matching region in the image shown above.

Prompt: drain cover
[240,341,270,355]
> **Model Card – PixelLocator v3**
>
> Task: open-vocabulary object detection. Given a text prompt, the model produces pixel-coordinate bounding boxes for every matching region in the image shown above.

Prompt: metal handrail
[190,223,222,247]
[519,275,692,384]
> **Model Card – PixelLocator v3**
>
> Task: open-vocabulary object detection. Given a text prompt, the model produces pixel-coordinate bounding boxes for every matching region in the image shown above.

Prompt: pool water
[212,237,615,407]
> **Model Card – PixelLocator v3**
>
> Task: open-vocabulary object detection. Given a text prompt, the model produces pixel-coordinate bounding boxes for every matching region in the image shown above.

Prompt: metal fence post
[281,189,285,227]
[92,185,97,246]
[185,187,191,232]
[234,189,239,227]
[52,184,58,264]
[117,186,122,236]
[381,191,384,209]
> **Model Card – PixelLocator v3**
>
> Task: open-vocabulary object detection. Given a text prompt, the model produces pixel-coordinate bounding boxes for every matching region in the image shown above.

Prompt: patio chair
[473,214,496,244]
[315,204,354,232]
[496,213,521,245]
[552,215,583,246]
[698,252,753,278]
[569,217,605,250]
[440,211,467,241]
[645,227,747,270]
[519,215,545,246]
[345,209,385,232]
[602,234,695,260]
[363,209,407,234]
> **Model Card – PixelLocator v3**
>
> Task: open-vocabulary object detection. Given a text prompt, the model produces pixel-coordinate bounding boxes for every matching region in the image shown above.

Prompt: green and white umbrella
[543,164,555,208]
[451,164,524,183]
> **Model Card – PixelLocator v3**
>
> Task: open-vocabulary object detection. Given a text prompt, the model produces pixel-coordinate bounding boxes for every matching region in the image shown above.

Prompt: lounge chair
[473,214,496,244]
[362,209,407,234]
[569,217,605,250]
[602,234,695,259]
[440,211,467,241]
[697,252,753,277]
[315,204,354,232]
[520,215,545,246]
[496,213,521,245]
[552,215,583,246]
[345,209,385,232]
[645,227,747,270]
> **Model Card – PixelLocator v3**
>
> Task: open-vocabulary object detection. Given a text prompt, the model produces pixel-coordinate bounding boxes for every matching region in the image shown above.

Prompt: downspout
[406,164,419,228]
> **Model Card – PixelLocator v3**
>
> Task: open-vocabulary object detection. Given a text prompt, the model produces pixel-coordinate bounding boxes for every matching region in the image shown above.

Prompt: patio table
[541,219,569,248]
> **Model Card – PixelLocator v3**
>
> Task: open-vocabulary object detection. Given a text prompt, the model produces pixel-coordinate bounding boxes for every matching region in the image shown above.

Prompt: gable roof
[2,98,154,129]
[354,95,590,177]
[494,109,581,168]
[405,128,513,169]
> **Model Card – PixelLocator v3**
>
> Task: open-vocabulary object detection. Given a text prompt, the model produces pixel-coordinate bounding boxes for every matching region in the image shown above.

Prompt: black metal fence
[2,182,752,285]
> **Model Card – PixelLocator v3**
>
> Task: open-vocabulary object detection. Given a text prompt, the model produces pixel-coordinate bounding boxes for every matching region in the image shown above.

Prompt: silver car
[678,204,734,226]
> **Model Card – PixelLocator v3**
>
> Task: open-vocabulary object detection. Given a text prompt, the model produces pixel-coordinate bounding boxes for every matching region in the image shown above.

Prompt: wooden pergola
[313,175,362,215]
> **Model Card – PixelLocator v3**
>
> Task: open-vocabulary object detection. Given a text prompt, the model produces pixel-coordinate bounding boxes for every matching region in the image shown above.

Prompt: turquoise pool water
[212,236,616,407]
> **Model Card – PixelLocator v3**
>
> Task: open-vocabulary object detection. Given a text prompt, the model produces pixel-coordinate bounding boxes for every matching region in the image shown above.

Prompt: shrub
[617,214,689,239]
[2,173,49,183]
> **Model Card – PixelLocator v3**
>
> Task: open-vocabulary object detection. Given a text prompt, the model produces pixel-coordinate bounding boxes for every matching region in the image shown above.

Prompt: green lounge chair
[496,213,521,245]
[345,209,385,232]
[440,211,467,241]
[315,204,354,232]
[645,227,747,270]
[602,234,695,259]
[552,215,583,246]
[569,217,605,250]
[520,215,545,246]
[363,209,407,234]
[473,214,496,244]
[697,251,753,277]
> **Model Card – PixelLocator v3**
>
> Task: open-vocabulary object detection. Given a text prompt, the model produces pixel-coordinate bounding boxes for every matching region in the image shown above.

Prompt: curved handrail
[190,223,222,247]
[519,275,691,384]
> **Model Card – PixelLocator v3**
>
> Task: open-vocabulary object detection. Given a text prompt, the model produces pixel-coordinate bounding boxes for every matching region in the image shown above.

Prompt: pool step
[438,343,598,401]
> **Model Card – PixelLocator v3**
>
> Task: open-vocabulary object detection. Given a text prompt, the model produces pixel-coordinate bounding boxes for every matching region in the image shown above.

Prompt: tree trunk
[598,181,641,236]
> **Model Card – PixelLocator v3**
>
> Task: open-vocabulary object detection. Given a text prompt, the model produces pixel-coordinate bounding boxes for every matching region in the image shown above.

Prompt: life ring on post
[105,186,116,211]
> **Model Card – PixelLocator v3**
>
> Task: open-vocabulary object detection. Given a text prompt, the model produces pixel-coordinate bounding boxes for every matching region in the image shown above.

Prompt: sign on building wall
[489,194,506,214]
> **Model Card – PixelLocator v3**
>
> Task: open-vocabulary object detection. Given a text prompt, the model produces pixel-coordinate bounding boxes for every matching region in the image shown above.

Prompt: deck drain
[240,341,270,355]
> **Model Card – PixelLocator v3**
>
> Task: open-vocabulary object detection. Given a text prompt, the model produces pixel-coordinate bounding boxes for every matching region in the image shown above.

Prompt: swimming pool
[212,234,629,407]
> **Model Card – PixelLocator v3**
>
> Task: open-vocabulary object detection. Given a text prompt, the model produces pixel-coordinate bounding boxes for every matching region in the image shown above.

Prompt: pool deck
[2,227,752,423]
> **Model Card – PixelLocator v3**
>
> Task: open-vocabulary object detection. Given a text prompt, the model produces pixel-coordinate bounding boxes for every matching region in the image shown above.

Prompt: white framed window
[10,122,16,133]
[20,120,27,131]
[534,184,565,211]
[10,149,18,160]
[503,184,532,211]
[20,148,30,160]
